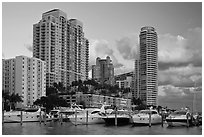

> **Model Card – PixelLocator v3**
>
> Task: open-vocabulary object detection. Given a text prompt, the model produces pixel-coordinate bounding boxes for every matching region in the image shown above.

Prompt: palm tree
[2,90,23,110]
[9,93,23,110]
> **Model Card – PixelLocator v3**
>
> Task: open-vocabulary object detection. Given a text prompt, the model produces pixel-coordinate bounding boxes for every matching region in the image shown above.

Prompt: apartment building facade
[2,56,46,107]
[33,9,89,88]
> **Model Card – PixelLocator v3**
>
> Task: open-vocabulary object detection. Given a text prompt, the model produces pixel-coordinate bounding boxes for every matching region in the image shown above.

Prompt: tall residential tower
[33,9,89,87]
[133,26,158,106]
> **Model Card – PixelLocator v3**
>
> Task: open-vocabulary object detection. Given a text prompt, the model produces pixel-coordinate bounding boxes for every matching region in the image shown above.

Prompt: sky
[2,2,202,111]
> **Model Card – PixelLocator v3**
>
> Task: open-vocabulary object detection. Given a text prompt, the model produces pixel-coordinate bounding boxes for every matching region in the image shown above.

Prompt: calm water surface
[2,122,202,135]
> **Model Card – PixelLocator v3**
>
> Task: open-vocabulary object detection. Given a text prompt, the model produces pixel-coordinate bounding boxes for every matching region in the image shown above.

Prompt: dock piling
[2,101,4,124]
[20,110,23,125]
[39,109,42,124]
[149,109,151,127]
[75,109,77,126]
[161,113,164,127]
[186,113,189,128]
[115,107,117,126]
[43,112,46,125]
[86,110,88,125]
[60,113,63,125]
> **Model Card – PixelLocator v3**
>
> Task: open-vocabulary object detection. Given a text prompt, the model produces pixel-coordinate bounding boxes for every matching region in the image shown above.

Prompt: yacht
[50,109,61,121]
[102,109,131,125]
[166,109,192,127]
[132,109,162,125]
[68,104,112,125]
[3,108,51,123]
[50,104,84,120]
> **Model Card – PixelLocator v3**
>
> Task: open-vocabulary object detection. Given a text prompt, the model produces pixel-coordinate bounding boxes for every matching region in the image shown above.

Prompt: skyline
[2,2,202,111]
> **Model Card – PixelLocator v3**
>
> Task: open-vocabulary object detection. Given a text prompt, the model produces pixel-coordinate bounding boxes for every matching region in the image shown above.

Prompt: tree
[2,90,23,111]
[132,97,143,105]
[46,86,58,96]
[53,82,65,93]
[10,93,23,109]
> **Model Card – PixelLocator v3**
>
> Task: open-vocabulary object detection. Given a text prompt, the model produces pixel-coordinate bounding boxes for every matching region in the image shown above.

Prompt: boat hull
[102,116,130,126]
[132,115,162,125]
[69,116,105,125]
[166,118,192,126]
[3,111,51,123]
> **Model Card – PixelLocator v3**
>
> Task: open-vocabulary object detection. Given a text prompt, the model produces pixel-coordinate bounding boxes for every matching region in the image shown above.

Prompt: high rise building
[132,26,158,106]
[92,56,115,85]
[140,26,158,106]
[33,9,89,88]
[2,56,46,107]
[132,56,140,99]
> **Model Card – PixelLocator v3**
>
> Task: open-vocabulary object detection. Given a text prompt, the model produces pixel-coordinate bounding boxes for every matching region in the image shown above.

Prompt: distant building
[33,9,89,88]
[115,72,133,89]
[76,93,131,109]
[2,56,46,107]
[59,94,77,105]
[92,56,114,85]
[132,26,158,106]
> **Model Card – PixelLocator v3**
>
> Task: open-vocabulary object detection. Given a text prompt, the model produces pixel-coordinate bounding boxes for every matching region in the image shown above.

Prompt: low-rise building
[76,93,131,109]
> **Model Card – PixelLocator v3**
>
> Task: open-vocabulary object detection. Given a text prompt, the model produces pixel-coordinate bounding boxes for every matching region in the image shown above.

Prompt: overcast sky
[2,2,202,111]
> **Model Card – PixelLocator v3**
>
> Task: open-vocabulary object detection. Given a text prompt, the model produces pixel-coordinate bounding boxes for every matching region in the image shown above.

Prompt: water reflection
[2,122,202,135]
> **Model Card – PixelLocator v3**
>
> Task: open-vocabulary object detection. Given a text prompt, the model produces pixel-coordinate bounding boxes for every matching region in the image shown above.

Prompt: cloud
[115,34,139,60]
[158,27,202,70]
[88,27,202,88]
[89,39,123,69]
[25,44,33,52]
[158,85,202,111]
[159,64,202,87]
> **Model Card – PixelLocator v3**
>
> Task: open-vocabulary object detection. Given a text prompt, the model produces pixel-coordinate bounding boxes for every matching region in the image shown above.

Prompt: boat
[102,109,131,126]
[50,104,84,121]
[50,109,61,121]
[3,107,51,123]
[132,109,162,125]
[166,109,193,127]
[61,103,84,115]
[68,104,113,125]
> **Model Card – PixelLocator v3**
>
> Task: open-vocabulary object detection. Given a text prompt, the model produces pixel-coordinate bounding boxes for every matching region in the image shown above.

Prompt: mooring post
[2,100,4,124]
[20,110,23,125]
[65,113,68,122]
[60,113,63,125]
[161,113,164,127]
[86,110,88,125]
[115,107,117,126]
[39,109,42,124]
[75,109,77,126]
[44,111,46,125]
[186,113,189,128]
[149,109,151,127]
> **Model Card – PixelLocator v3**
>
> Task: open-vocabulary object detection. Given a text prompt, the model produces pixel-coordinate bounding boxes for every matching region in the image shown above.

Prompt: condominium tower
[92,56,115,85]
[2,56,46,107]
[33,9,89,88]
[133,26,158,106]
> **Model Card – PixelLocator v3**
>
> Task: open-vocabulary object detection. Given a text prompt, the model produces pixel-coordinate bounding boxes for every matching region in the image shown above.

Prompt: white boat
[60,103,84,115]
[3,108,51,123]
[50,109,61,120]
[68,104,112,125]
[166,110,192,127]
[132,109,162,125]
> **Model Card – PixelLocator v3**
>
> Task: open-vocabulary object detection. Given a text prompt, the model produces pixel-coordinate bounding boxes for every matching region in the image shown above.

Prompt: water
[2,122,202,135]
